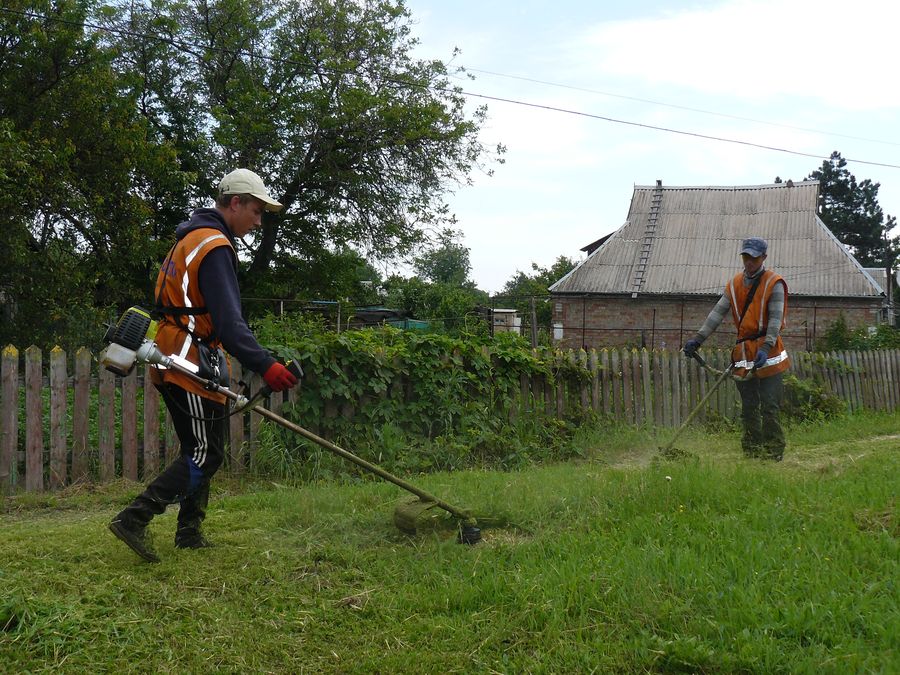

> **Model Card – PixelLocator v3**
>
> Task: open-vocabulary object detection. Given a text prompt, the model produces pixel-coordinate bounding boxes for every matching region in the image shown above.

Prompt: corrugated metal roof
[550,181,883,298]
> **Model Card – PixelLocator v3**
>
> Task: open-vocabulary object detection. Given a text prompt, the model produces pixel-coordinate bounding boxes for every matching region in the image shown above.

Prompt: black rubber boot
[109,516,161,563]
[175,482,211,549]
[120,459,191,527]
[174,529,212,549]
[110,459,192,562]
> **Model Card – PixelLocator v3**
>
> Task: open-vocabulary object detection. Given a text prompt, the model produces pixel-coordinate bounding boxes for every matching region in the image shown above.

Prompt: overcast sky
[401,0,900,294]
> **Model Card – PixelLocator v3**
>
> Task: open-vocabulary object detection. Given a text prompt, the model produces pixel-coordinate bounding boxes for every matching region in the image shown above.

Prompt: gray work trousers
[735,372,785,460]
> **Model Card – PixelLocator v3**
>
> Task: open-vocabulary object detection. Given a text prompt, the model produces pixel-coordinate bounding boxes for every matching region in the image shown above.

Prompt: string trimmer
[659,350,742,457]
[99,307,481,544]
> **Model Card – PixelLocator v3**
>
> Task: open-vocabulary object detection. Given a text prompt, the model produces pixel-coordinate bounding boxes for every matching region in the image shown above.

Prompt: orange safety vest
[726,269,790,379]
[150,228,234,402]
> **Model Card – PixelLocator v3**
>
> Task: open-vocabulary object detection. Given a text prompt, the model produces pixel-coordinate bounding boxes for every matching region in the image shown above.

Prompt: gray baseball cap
[740,237,767,257]
[218,169,283,212]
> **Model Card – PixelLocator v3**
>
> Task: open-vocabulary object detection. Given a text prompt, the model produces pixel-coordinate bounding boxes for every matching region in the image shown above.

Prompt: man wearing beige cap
[683,237,790,461]
[109,169,299,562]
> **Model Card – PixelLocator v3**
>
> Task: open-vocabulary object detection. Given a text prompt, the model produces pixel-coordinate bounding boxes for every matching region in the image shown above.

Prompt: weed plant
[1,412,897,673]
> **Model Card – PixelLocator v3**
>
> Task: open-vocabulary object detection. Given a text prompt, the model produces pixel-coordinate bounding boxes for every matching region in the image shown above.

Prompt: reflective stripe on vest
[172,233,227,361]
[733,349,790,372]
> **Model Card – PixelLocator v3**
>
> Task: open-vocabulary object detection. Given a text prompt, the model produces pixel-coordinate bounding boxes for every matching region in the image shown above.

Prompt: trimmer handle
[684,349,708,368]
[684,349,742,379]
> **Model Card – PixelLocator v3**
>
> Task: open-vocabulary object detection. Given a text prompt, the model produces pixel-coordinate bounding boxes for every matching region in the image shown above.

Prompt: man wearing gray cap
[683,237,790,461]
[109,168,299,562]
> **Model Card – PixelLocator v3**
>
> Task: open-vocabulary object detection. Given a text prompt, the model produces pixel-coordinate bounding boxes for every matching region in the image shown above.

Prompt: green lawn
[1,413,898,673]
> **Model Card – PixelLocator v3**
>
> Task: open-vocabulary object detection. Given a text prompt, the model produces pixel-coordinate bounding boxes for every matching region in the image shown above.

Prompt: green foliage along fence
[1,343,899,494]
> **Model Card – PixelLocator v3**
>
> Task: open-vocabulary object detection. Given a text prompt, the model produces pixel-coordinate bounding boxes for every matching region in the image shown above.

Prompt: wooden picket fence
[2,344,900,494]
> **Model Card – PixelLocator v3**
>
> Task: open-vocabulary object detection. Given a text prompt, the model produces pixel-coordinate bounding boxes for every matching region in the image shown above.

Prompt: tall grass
[1,412,897,673]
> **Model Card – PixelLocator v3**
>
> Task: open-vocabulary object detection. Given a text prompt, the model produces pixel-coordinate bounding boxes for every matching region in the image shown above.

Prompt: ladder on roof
[630,181,664,299]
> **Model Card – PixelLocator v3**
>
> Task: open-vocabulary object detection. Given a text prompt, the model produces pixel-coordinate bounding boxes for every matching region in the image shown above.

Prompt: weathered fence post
[25,346,43,492]
[122,368,138,481]
[652,349,664,426]
[670,350,683,427]
[610,349,622,421]
[849,350,863,411]
[640,349,652,426]
[889,349,899,411]
[98,367,116,481]
[1,345,18,493]
[72,348,91,483]
[270,389,284,418]
[600,349,611,417]
[143,364,160,481]
[247,371,263,459]
[49,347,67,489]
[578,350,589,413]
[228,356,245,473]
[621,349,634,424]
[881,350,896,411]
[555,351,566,418]
[660,350,672,427]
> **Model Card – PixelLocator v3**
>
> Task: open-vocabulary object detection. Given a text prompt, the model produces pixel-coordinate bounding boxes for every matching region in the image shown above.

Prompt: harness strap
[736,331,765,345]
[154,305,208,318]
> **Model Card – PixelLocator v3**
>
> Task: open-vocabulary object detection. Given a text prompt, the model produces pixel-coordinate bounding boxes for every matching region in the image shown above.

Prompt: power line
[451,89,900,171]
[3,6,900,171]
[461,67,900,149]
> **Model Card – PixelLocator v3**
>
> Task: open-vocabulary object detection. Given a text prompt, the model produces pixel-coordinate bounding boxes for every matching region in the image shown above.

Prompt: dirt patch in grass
[854,502,898,537]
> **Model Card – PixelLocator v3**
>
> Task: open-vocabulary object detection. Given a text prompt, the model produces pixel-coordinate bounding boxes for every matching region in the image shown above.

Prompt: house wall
[551,295,883,351]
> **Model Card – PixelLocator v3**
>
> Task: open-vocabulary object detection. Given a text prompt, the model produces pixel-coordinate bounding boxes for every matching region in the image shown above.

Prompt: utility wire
[461,67,900,149]
[451,89,900,171]
[3,6,900,171]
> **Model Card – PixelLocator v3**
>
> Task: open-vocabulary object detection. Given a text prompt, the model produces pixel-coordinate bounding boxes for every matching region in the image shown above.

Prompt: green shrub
[246,314,591,480]
[782,374,845,422]
[816,313,900,351]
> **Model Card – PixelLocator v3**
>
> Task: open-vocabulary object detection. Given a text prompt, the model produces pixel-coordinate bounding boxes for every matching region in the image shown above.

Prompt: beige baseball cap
[218,168,283,212]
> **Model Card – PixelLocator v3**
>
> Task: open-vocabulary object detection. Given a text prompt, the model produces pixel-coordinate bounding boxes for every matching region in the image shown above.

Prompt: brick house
[549,180,884,350]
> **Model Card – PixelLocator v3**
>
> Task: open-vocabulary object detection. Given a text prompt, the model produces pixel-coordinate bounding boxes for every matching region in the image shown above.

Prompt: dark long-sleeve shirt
[174,208,275,376]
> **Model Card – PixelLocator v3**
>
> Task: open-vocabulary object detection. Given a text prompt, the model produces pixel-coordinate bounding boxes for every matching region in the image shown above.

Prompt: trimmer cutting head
[393,499,481,544]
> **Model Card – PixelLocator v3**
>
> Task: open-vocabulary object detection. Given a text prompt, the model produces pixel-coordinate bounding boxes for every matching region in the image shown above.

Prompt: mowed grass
[1,413,898,673]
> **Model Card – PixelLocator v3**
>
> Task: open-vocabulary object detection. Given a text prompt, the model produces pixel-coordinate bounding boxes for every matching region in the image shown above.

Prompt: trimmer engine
[99,306,157,376]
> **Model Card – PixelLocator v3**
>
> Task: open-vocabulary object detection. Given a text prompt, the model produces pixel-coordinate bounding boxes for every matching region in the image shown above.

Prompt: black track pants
[117,384,226,531]
[736,372,785,460]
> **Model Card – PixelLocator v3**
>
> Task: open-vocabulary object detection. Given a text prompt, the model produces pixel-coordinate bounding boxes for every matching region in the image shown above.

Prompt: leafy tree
[382,274,488,334]
[0,0,186,349]
[413,228,471,285]
[244,246,384,316]
[807,151,898,267]
[497,256,578,325]
[381,227,488,333]
[0,0,497,348]
[100,0,499,301]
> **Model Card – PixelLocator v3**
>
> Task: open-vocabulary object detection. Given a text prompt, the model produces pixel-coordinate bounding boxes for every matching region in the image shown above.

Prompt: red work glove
[263,361,298,392]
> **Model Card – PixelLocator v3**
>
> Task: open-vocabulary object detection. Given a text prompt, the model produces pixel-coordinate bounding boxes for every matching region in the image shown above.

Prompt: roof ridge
[633,180,819,190]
